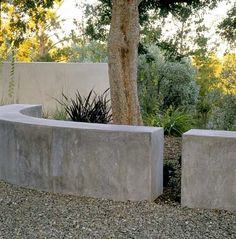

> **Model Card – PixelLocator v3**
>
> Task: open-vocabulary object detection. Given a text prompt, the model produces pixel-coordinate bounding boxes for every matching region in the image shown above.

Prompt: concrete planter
[0,104,164,201]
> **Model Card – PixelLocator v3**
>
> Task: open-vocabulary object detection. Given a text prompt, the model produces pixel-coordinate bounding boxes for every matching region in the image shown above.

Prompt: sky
[57,0,233,57]
[57,0,96,32]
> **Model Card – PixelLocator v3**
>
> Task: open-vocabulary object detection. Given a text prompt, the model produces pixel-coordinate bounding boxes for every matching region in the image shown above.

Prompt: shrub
[51,106,68,121]
[68,41,108,63]
[138,45,199,116]
[138,47,164,116]
[147,107,193,136]
[57,89,112,124]
[209,93,236,131]
[195,96,212,128]
[158,59,199,111]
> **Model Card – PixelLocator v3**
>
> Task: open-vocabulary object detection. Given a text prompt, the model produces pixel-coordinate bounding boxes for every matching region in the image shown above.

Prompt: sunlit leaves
[1,0,62,46]
[193,52,222,96]
[219,53,236,94]
[0,0,65,61]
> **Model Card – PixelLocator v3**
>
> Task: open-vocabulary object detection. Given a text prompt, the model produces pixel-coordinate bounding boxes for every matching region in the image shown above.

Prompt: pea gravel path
[0,181,235,239]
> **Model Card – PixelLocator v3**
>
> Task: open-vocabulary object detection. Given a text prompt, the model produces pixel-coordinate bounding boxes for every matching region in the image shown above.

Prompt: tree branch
[138,0,143,5]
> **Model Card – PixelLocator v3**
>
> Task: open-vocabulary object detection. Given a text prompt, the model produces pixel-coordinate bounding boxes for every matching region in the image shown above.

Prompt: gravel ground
[0,181,235,239]
[164,136,182,160]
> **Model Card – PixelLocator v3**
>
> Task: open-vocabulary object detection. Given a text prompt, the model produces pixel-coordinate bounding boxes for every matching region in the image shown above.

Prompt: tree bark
[108,0,143,125]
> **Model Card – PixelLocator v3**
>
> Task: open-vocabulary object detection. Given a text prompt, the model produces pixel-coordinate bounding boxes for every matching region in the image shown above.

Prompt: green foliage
[158,59,199,110]
[156,12,211,61]
[193,52,236,130]
[81,0,220,64]
[83,1,112,42]
[220,53,236,94]
[57,89,112,124]
[209,94,236,131]
[157,107,193,136]
[140,14,163,47]
[42,104,68,120]
[145,107,193,136]
[231,125,236,131]
[195,96,212,128]
[138,46,198,135]
[138,46,164,116]
[217,3,236,49]
[51,106,68,121]
[1,0,61,47]
[68,41,108,63]
[138,46,199,116]
[193,52,222,97]
[1,0,65,62]
[82,0,222,44]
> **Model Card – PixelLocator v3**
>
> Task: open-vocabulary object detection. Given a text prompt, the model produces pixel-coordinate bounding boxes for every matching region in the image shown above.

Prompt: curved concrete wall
[0,104,163,201]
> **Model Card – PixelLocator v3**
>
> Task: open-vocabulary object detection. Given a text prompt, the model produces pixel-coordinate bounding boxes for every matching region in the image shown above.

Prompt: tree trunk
[108,0,143,125]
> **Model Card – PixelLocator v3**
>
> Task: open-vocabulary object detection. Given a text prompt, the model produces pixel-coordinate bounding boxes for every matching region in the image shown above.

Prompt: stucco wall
[0,62,109,113]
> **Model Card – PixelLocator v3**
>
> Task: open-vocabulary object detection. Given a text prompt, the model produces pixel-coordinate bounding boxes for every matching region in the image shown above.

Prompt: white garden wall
[0,62,109,113]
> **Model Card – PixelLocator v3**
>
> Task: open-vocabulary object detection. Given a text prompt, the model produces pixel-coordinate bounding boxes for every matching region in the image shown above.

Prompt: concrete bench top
[0,104,159,133]
[184,129,236,138]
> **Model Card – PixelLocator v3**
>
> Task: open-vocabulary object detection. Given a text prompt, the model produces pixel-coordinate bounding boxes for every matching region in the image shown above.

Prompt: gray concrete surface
[0,104,163,201]
[0,62,109,112]
[182,129,236,211]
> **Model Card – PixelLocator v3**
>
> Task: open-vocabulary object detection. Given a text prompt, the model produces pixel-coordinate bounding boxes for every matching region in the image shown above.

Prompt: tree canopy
[218,3,236,48]
[0,0,65,61]
[83,0,224,41]
[0,0,62,47]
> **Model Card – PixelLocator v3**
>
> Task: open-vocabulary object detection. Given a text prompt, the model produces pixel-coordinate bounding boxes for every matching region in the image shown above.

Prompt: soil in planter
[156,136,182,204]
